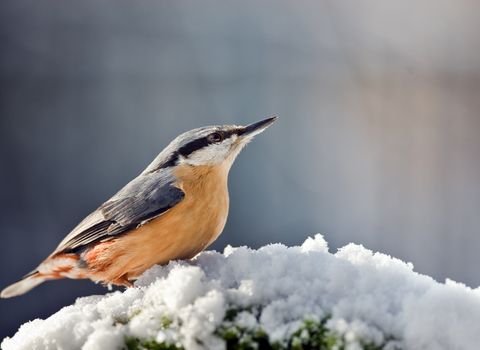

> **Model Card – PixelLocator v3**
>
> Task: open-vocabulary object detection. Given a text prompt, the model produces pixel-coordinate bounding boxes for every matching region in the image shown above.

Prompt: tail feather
[1,270,46,298]
[2,254,83,298]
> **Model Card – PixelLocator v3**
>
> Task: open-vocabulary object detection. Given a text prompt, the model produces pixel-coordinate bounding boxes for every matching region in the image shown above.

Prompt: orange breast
[85,163,231,285]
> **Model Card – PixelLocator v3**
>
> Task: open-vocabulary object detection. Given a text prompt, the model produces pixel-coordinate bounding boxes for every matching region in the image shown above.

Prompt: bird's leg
[123,280,134,288]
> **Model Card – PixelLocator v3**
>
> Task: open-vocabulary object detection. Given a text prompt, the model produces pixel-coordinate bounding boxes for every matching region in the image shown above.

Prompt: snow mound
[3,234,480,350]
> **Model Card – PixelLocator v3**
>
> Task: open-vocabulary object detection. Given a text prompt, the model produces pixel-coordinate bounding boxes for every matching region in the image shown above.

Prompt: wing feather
[53,169,184,254]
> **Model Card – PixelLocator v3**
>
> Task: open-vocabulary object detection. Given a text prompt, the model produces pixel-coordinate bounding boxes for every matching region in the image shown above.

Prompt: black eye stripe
[145,128,244,174]
[177,132,221,158]
[177,129,244,157]
[177,138,210,158]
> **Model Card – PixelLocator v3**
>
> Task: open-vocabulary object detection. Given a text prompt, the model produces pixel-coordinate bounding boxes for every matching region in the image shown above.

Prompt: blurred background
[1,0,480,340]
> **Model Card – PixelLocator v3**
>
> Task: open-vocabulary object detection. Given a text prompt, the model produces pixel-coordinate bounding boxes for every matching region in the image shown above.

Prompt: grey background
[1,0,480,341]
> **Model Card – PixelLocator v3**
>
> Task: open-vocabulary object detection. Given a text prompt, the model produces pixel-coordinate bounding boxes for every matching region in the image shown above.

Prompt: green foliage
[114,309,143,325]
[217,324,270,350]
[121,307,398,350]
[216,312,398,350]
[216,310,341,350]
[120,312,179,349]
[286,317,339,350]
[216,305,269,350]
[124,337,183,350]
[160,316,173,329]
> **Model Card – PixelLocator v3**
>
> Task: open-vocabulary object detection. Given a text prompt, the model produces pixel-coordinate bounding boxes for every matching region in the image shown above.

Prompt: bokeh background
[1,0,480,341]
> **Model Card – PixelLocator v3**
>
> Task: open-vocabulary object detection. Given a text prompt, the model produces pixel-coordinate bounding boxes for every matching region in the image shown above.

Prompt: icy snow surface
[3,234,480,350]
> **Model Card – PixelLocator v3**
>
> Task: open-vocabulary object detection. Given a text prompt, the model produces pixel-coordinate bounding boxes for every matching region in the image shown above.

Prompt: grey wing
[53,169,185,254]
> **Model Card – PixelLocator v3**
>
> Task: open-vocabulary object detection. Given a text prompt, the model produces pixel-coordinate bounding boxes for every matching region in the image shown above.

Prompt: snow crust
[3,234,480,350]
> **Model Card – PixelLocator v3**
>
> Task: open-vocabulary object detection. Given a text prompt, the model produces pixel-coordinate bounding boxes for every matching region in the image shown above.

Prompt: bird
[1,117,277,298]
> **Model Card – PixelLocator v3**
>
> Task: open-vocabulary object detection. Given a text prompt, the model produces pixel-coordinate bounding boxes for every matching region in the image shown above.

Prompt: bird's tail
[1,270,46,298]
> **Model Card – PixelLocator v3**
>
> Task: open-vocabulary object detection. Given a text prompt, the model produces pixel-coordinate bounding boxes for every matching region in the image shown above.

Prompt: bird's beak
[240,116,278,140]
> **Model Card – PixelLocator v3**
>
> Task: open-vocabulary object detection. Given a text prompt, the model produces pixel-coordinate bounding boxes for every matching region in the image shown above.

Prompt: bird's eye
[207,132,223,143]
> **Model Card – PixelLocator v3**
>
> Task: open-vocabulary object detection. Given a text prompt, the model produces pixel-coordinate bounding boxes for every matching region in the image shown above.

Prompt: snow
[3,234,480,350]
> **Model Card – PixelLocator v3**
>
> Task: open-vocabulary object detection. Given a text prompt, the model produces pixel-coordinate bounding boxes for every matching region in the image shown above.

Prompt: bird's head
[144,117,277,173]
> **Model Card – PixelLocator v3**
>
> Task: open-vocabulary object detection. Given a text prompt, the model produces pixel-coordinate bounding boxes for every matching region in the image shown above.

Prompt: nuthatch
[1,117,277,298]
